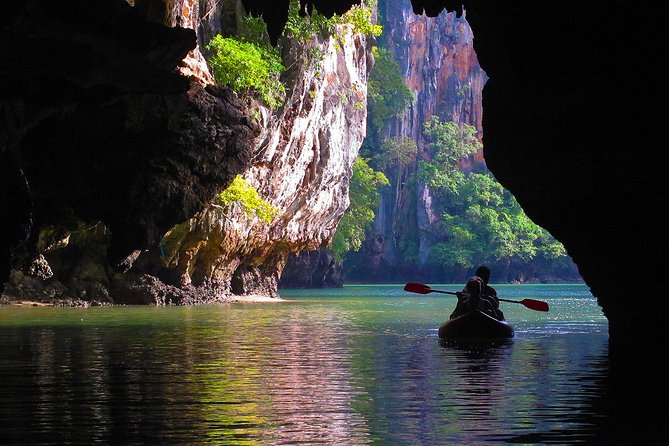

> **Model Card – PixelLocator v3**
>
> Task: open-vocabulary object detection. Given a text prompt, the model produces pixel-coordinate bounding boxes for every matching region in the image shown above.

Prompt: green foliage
[239,15,272,49]
[398,238,420,265]
[374,136,417,170]
[305,46,326,70]
[536,234,567,260]
[429,228,477,269]
[217,175,280,223]
[284,0,332,43]
[335,3,382,37]
[367,47,414,137]
[414,117,481,194]
[416,161,462,193]
[423,116,481,160]
[331,158,389,259]
[206,35,285,109]
[282,0,381,74]
[427,172,567,270]
[206,1,381,109]
[284,0,381,44]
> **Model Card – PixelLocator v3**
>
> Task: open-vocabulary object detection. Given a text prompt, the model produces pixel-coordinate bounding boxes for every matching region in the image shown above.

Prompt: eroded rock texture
[1,0,369,304]
[281,249,343,288]
[365,0,489,280]
[141,23,370,299]
[1,0,258,303]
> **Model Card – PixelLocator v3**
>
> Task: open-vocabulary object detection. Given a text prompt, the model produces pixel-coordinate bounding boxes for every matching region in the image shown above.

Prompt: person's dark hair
[475,265,491,284]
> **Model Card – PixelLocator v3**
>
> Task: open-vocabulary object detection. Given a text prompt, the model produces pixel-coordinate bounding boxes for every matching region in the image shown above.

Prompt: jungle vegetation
[217,175,280,224]
[330,158,389,260]
[206,0,381,109]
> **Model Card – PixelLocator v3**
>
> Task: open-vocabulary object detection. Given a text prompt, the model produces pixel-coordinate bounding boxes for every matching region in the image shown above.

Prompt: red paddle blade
[521,299,549,312]
[404,283,432,294]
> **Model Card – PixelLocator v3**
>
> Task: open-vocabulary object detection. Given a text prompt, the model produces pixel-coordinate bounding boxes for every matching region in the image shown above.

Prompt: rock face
[366,0,489,280]
[280,249,344,289]
[147,26,369,298]
[1,0,370,304]
[1,0,260,304]
[283,0,489,286]
[382,0,485,143]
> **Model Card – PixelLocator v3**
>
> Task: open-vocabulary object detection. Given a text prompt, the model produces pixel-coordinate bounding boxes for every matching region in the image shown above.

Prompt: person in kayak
[450,275,483,319]
[475,265,504,320]
[449,266,505,320]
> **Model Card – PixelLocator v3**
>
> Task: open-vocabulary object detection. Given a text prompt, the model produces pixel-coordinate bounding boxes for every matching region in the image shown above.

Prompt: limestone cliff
[342,0,488,282]
[381,0,485,142]
[1,0,370,304]
[390,0,486,261]
[143,21,370,300]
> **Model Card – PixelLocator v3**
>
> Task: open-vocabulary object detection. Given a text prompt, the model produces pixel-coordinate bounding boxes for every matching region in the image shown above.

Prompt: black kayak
[438,310,514,340]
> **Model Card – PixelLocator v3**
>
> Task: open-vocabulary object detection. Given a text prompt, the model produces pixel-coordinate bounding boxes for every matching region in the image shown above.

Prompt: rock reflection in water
[0,305,373,445]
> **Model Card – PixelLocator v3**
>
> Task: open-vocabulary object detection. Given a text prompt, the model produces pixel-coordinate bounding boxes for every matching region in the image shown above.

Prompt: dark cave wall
[435,2,665,354]
[1,0,258,288]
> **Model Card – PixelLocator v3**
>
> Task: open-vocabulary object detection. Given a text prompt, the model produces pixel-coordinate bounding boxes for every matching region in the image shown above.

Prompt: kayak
[438,309,514,340]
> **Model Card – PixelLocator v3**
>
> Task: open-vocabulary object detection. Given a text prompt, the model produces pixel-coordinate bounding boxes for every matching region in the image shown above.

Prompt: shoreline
[229,294,286,303]
[1,300,53,307]
[1,295,286,308]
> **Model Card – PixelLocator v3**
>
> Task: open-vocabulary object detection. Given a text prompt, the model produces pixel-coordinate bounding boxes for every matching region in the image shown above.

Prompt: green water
[0,284,616,444]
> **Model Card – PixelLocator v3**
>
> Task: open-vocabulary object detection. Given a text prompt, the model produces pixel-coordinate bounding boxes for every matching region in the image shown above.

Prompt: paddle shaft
[430,289,459,296]
[403,282,549,311]
[431,289,521,304]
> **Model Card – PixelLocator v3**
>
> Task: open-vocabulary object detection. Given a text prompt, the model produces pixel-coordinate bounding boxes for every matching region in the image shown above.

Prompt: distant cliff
[336,0,487,283]
[381,0,485,141]
[1,0,371,304]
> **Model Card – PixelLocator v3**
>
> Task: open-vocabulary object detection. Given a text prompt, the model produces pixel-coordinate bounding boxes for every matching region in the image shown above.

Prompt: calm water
[0,284,630,444]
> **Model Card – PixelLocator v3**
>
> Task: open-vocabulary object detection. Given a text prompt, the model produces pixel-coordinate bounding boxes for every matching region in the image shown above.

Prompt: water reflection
[0,290,662,444]
[224,307,372,445]
[344,330,615,444]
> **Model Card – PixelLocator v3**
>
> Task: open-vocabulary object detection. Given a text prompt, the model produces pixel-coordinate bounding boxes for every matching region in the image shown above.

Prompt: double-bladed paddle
[403,282,550,312]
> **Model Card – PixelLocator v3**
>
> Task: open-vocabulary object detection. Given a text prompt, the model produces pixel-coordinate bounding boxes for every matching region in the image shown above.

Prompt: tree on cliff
[207,1,381,110]
[330,43,410,264]
[364,47,415,150]
[217,175,280,223]
[331,158,389,259]
[416,116,481,191]
[206,16,286,109]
